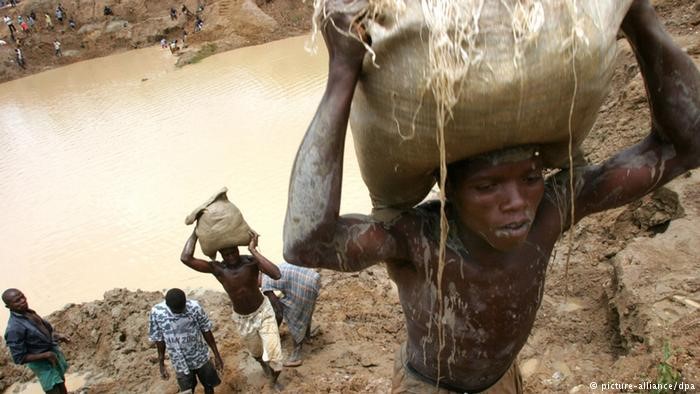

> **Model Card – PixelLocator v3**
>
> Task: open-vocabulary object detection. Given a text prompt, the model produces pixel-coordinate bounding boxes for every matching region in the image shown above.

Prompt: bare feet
[283,358,303,367]
[283,345,303,367]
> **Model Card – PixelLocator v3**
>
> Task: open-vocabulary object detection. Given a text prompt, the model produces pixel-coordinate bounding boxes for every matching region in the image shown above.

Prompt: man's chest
[216,261,259,284]
[10,317,53,345]
[391,239,551,319]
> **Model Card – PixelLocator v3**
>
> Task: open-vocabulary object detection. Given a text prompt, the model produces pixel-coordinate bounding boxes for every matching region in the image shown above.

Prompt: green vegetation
[190,43,218,64]
[178,43,218,67]
[653,342,682,394]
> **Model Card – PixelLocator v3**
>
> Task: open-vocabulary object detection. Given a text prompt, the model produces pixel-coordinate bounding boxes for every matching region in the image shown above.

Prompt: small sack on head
[185,187,253,260]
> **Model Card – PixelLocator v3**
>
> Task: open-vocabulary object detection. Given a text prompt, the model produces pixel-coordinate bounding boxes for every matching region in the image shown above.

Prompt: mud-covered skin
[384,199,559,389]
[284,0,700,391]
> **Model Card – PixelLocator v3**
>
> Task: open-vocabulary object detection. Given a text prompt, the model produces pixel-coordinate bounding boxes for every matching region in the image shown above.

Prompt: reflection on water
[0,36,371,331]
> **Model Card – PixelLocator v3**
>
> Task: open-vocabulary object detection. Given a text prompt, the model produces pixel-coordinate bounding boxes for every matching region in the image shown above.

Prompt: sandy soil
[1,0,700,393]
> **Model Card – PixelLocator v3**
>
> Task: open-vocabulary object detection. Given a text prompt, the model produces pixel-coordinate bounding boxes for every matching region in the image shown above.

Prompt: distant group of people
[0,0,19,9]
[2,2,75,69]
[164,3,204,54]
[170,2,204,21]
[2,1,118,70]
[3,13,30,44]
[3,1,204,69]
[163,34,188,54]
[4,230,322,393]
[161,32,187,54]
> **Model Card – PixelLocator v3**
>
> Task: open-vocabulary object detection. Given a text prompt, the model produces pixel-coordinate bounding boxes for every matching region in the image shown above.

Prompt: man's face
[449,157,545,252]
[3,290,29,313]
[220,247,240,264]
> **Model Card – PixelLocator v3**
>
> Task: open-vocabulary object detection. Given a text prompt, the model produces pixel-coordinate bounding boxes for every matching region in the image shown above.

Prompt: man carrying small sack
[181,188,284,389]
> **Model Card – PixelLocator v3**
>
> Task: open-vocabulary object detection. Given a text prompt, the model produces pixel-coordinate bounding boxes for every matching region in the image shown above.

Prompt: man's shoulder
[367,200,441,233]
[187,299,211,317]
[186,299,203,311]
[402,200,442,233]
[150,301,169,315]
[413,200,443,217]
[6,311,26,323]
[186,300,212,326]
[4,313,26,337]
[347,201,441,252]
[539,169,583,217]
[4,314,17,332]
[236,256,261,270]
[240,255,258,264]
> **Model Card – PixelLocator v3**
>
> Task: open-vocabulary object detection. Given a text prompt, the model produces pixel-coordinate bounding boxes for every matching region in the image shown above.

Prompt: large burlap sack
[344,0,633,213]
[185,187,252,259]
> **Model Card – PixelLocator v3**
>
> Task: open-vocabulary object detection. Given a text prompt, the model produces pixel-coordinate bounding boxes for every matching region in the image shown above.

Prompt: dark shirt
[4,311,57,364]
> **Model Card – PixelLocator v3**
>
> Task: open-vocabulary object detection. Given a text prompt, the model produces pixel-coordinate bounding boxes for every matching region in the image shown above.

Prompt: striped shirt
[262,263,321,343]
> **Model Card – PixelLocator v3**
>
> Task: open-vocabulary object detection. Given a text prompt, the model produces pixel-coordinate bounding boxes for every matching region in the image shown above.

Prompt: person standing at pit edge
[3,289,71,394]
[53,39,61,57]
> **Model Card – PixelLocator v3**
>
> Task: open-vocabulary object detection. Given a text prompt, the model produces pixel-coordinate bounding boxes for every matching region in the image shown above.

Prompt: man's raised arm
[248,231,281,280]
[283,7,407,271]
[180,230,214,273]
[563,0,700,225]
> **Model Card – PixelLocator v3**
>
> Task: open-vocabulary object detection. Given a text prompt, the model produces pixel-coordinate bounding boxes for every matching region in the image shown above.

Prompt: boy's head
[219,246,240,264]
[2,288,28,312]
[165,288,187,314]
[445,146,545,252]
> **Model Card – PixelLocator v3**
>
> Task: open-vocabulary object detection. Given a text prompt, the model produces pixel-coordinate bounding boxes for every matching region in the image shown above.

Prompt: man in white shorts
[181,230,284,388]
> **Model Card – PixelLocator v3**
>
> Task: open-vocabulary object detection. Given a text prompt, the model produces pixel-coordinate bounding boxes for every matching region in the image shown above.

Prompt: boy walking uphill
[282,1,700,392]
[181,230,285,388]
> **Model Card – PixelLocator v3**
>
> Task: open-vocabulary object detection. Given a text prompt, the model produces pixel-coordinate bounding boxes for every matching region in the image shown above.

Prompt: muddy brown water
[0,36,371,337]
